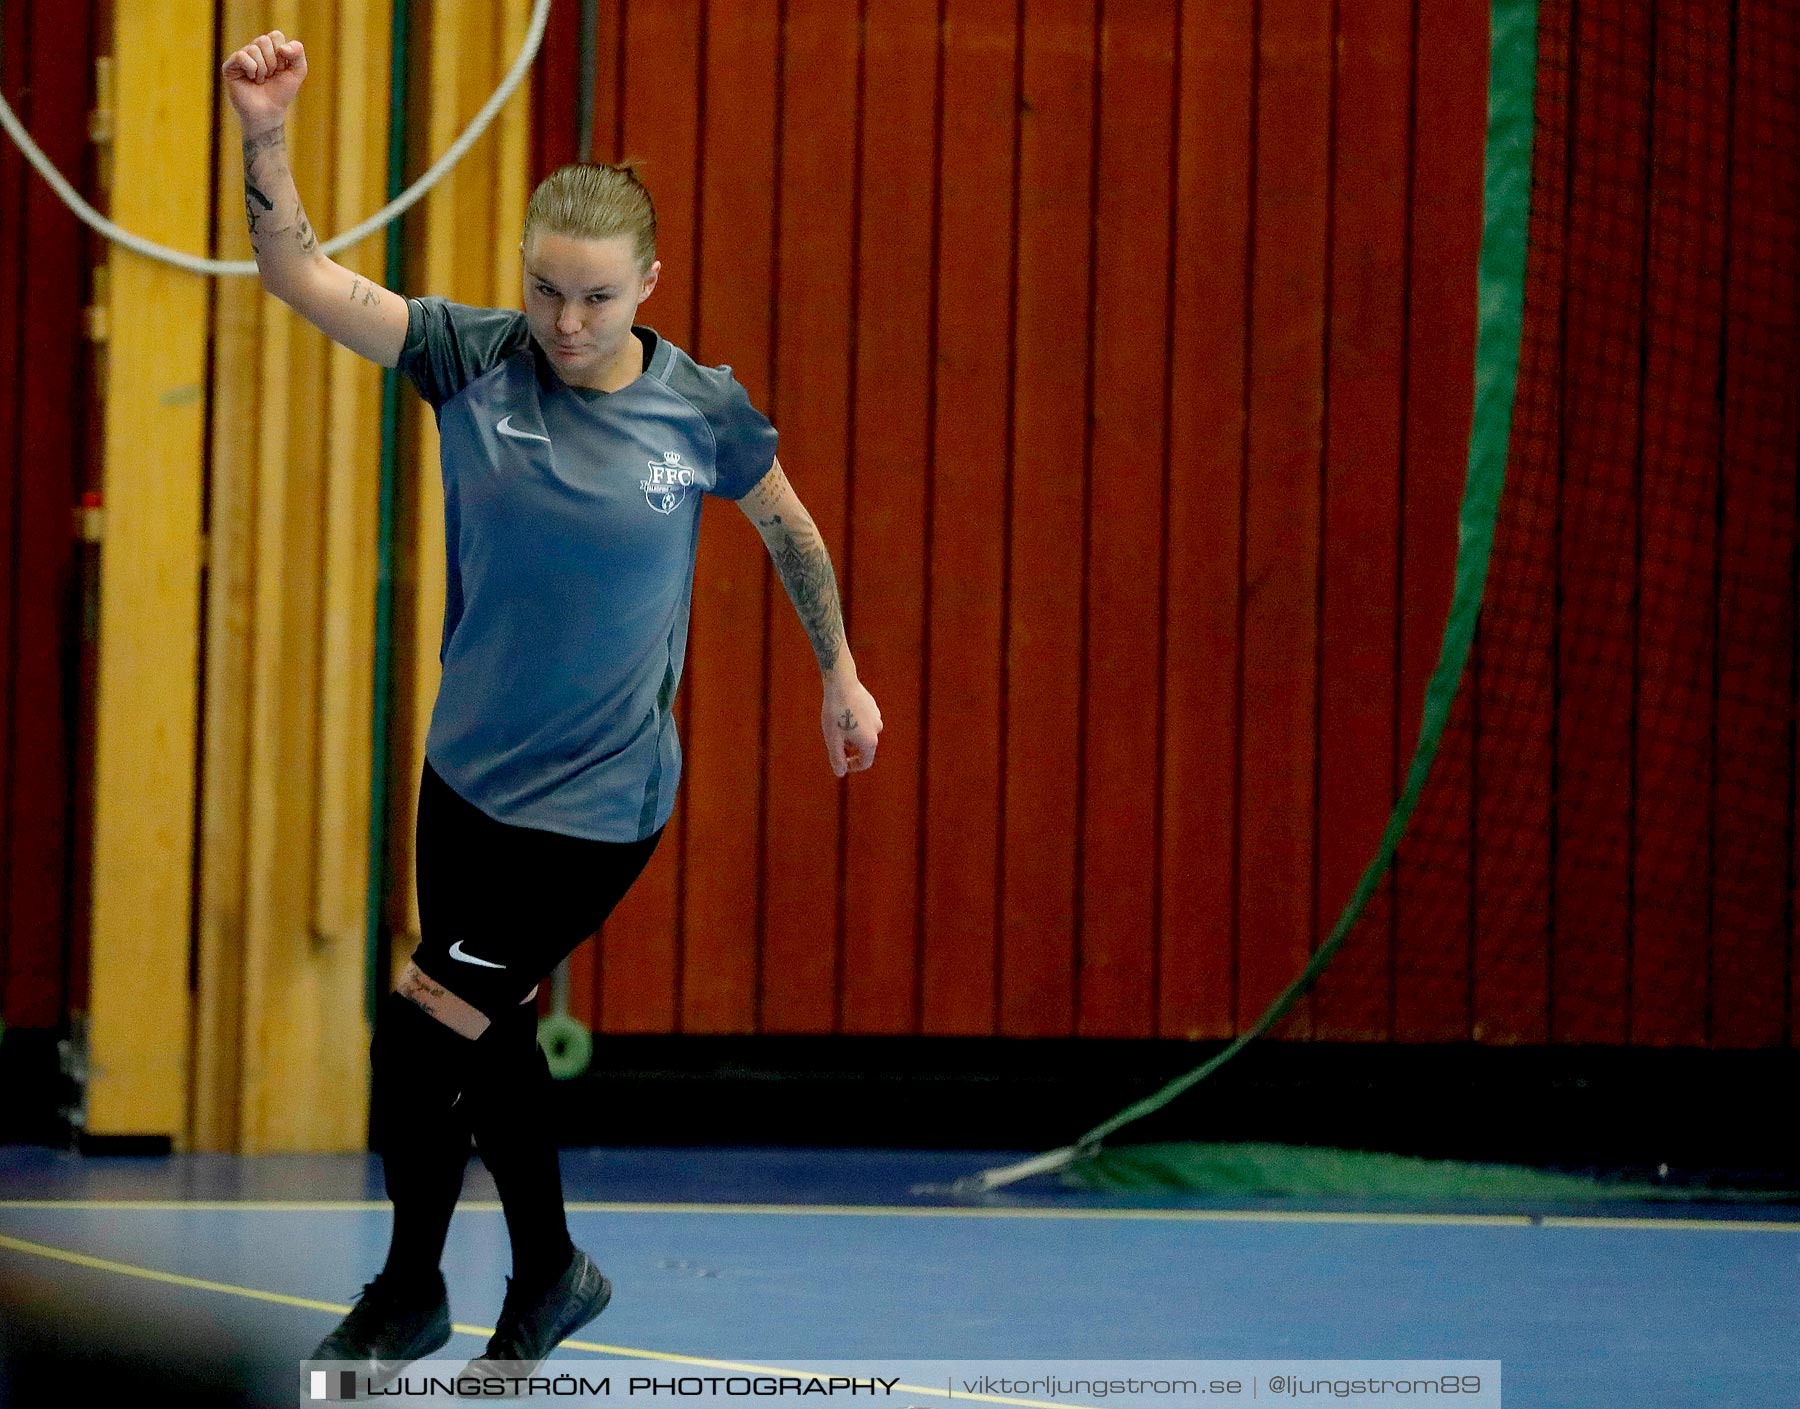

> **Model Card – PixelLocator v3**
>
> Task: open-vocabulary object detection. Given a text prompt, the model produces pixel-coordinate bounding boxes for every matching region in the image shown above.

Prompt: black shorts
[410,755,665,1021]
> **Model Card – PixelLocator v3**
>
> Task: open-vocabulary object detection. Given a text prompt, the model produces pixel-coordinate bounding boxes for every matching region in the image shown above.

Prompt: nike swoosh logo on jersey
[448,939,506,969]
[496,414,551,443]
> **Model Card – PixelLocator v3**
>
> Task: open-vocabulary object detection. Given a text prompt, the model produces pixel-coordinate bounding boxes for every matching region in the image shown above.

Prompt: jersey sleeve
[691,365,779,500]
[398,296,532,410]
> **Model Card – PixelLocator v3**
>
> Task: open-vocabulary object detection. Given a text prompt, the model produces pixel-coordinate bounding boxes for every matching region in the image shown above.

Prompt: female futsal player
[223,30,883,1391]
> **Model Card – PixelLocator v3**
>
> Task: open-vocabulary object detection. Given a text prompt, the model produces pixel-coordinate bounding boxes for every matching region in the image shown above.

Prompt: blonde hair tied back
[522,160,657,274]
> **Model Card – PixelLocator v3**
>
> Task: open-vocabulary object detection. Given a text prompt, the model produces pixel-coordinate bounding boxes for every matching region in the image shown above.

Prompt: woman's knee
[369,990,474,1148]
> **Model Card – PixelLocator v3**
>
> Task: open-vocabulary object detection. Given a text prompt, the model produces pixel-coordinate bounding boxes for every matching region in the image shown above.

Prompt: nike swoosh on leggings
[448,940,506,970]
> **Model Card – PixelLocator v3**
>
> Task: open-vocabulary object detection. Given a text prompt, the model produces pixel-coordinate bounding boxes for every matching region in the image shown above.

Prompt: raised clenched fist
[222,31,307,134]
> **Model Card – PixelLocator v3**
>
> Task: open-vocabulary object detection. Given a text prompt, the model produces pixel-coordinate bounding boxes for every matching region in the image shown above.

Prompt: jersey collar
[544,326,666,402]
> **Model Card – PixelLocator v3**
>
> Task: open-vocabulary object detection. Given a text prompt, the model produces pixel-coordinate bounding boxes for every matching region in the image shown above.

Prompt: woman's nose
[557,305,582,333]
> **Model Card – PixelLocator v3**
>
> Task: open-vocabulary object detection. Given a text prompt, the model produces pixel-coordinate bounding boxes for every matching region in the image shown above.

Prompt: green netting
[964,0,1540,1196]
[1063,1143,1796,1203]
[965,0,1800,1200]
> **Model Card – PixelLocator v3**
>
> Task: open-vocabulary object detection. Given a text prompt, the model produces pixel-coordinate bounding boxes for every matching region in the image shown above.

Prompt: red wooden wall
[523,0,1511,1044]
[3,0,1792,1056]
[0,0,98,1036]
[533,0,1800,1050]
[487,0,1788,1054]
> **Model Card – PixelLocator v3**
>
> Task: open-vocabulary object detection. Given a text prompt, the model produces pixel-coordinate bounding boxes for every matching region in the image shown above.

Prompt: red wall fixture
[0,0,100,1040]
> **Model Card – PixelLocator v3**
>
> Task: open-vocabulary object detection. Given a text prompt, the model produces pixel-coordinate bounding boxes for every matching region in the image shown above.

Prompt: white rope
[0,0,553,277]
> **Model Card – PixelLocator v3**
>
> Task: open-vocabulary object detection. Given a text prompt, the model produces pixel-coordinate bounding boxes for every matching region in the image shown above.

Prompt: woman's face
[521,229,660,387]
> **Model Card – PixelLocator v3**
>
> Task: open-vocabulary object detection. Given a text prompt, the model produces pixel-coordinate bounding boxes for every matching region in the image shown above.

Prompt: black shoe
[456,1248,611,1394]
[311,1268,451,1392]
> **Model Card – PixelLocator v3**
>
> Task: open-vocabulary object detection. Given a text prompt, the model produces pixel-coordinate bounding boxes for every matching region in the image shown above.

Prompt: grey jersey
[398,296,777,841]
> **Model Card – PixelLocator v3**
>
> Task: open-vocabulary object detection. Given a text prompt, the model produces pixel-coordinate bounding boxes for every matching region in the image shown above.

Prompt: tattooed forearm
[243,182,271,249]
[242,128,284,170]
[241,130,280,252]
[240,124,321,282]
[762,510,847,675]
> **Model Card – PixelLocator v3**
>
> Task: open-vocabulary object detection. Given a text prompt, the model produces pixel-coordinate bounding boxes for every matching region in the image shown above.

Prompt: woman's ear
[639,259,661,302]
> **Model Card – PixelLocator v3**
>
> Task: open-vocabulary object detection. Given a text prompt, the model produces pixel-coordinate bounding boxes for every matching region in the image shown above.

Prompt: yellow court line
[1535,1214,1800,1233]
[0,1229,391,1319]
[0,1199,470,1213]
[0,1231,1093,1409]
[2,1198,1797,1231]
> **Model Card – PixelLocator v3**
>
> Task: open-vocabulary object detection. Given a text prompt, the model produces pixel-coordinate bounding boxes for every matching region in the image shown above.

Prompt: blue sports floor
[0,1146,1794,1407]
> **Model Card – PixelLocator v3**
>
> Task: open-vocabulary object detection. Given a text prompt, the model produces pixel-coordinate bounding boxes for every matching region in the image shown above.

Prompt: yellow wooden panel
[238,0,374,1154]
[450,0,502,298]
[236,242,295,1153]
[399,0,467,945]
[192,0,269,1155]
[192,0,400,1153]
[312,0,392,954]
[287,0,396,1147]
[491,0,530,299]
[101,0,533,1152]
[86,1,214,1139]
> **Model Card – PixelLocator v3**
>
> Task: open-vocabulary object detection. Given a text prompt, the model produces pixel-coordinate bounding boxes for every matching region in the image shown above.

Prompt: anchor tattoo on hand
[838,709,856,731]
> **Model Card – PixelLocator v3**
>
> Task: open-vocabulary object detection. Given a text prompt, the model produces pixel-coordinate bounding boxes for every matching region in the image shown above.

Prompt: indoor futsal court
[1,1147,1796,1405]
[1,1,1797,1407]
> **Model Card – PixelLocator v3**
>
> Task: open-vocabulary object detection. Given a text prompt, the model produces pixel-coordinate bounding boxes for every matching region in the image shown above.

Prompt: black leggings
[411,755,664,1019]
[370,757,663,1292]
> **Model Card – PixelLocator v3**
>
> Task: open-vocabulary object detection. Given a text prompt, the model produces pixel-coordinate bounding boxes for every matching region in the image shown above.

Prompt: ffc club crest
[641,450,695,514]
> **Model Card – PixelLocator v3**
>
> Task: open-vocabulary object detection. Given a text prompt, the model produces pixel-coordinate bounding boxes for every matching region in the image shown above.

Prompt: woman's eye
[588,293,607,303]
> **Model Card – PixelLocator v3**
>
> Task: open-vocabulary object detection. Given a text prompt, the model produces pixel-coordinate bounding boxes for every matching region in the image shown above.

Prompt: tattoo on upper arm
[740,465,792,518]
[348,276,382,307]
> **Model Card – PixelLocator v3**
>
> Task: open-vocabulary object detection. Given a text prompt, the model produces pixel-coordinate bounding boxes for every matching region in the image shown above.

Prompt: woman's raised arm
[222,31,410,368]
